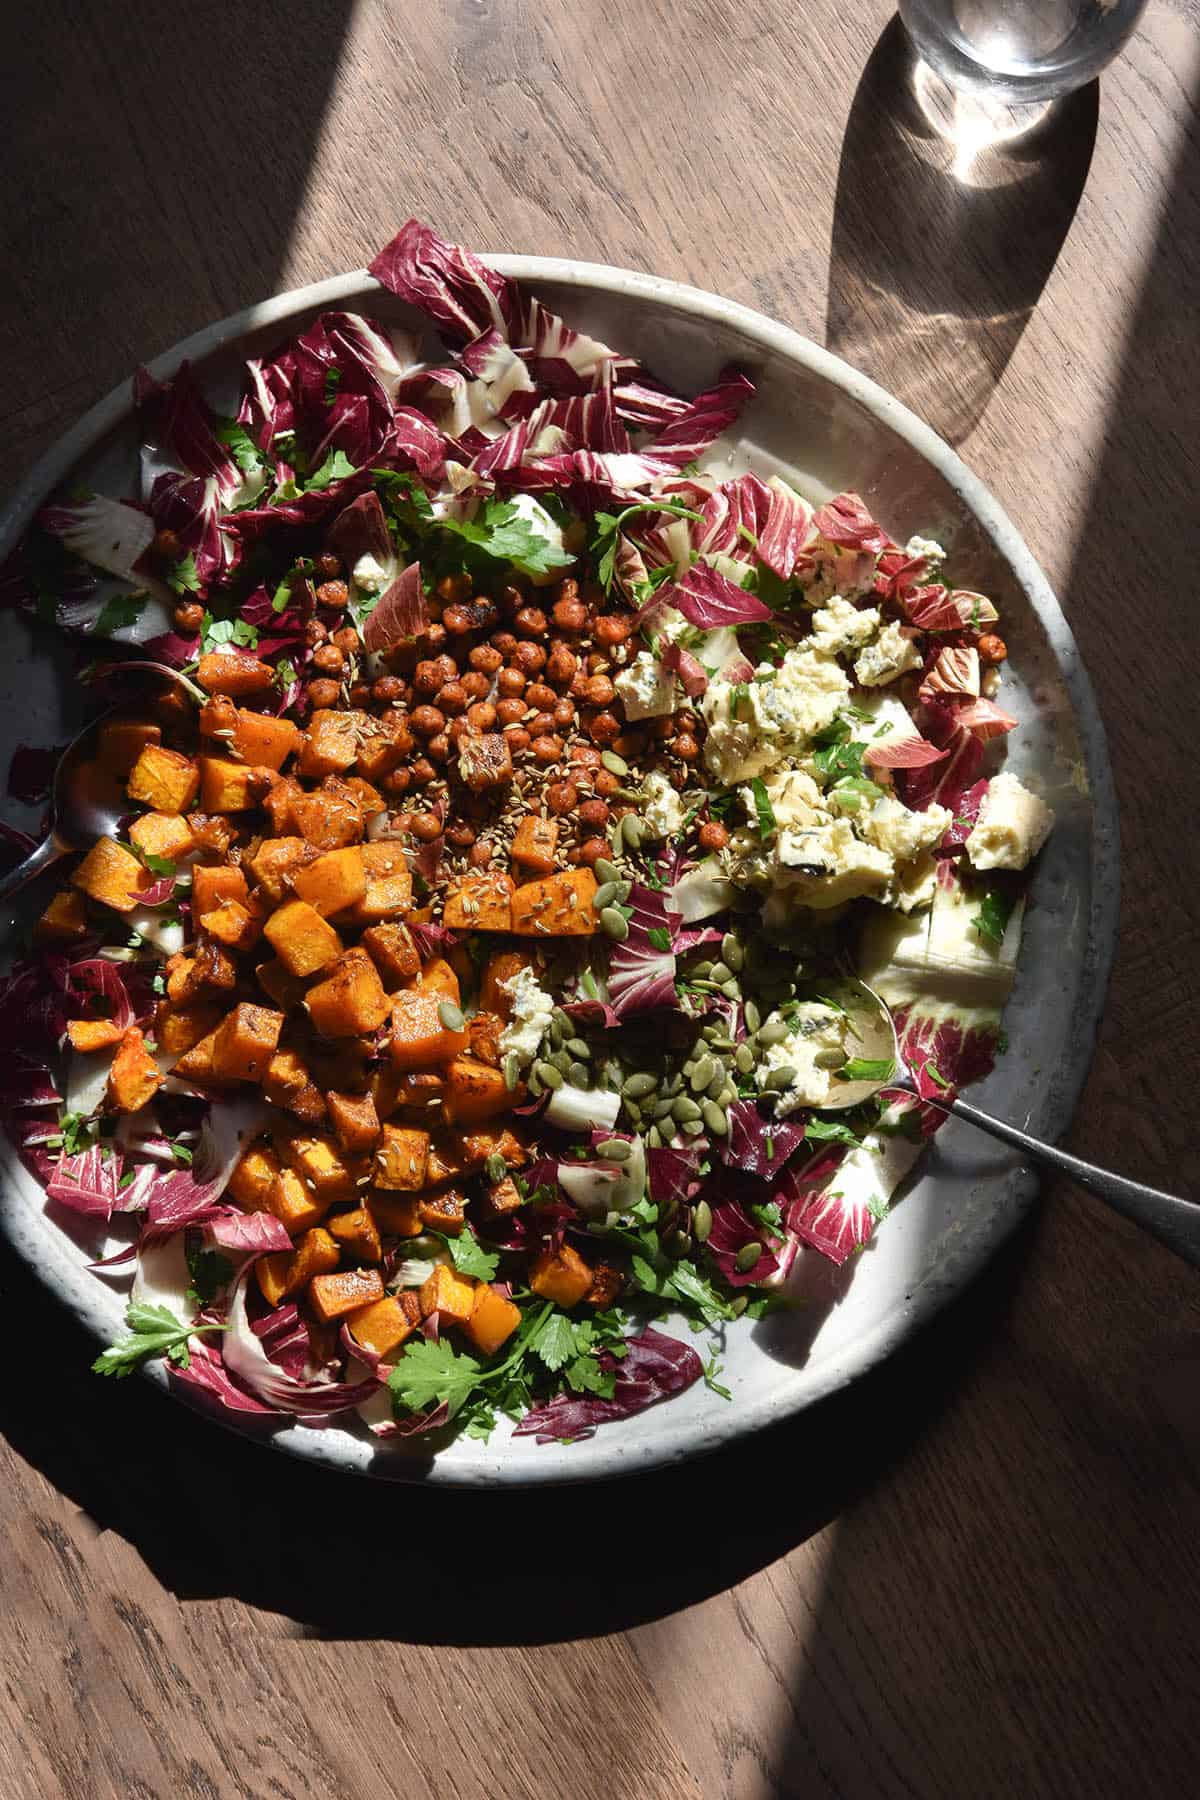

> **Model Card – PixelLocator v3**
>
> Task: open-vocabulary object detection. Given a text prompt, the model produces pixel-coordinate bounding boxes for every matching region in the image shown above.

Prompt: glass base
[911,56,1056,156]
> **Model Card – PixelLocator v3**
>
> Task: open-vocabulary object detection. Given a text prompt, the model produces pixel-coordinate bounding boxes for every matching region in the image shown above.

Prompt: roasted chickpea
[491,630,518,659]
[372,675,406,706]
[978,633,1008,663]
[436,682,468,717]
[460,671,490,700]
[306,678,341,709]
[587,711,621,745]
[383,767,413,797]
[311,643,345,674]
[419,622,449,655]
[575,837,608,868]
[467,701,497,732]
[531,734,563,765]
[525,682,557,712]
[552,699,576,731]
[315,552,342,580]
[173,600,204,635]
[348,682,371,708]
[650,717,675,740]
[594,769,621,798]
[316,579,350,609]
[570,743,602,772]
[442,604,476,635]
[410,705,446,738]
[410,757,435,786]
[674,709,698,733]
[528,711,557,739]
[497,667,526,697]
[584,674,615,707]
[410,813,443,842]
[546,780,579,815]
[593,613,634,647]
[612,732,646,760]
[496,696,528,727]
[445,821,476,849]
[469,644,503,675]
[469,840,495,868]
[333,626,361,657]
[514,606,548,639]
[512,642,546,675]
[576,799,611,835]
[437,573,472,604]
[546,646,579,686]
[426,732,451,763]
[504,726,532,754]
[673,733,700,762]
[552,596,588,632]
[153,527,183,562]
[305,619,329,647]
[697,820,730,853]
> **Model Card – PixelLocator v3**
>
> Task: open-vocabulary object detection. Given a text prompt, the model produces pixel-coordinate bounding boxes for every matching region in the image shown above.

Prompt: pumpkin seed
[706,1074,725,1102]
[622,1071,658,1100]
[568,1061,590,1086]
[565,1037,591,1061]
[484,1152,508,1184]
[760,1064,796,1093]
[503,1052,521,1091]
[735,1043,756,1075]
[701,1099,729,1137]
[758,1019,789,1047]
[664,1073,683,1097]
[548,1020,565,1050]
[735,1241,762,1272]
[550,1049,573,1076]
[671,1229,692,1258]
[690,960,714,980]
[689,1055,715,1091]
[680,1118,705,1137]
[534,1059,563,1090]
[652,1096,676,1121]
[672,1095,702,1123]
[730,1294,749,1317]
[721,933,744,972]
[594,857,620,886]
[551,1007,571,1033]
[720,978,741,998]
[527,1067,544,1097]
[718,1082,738,1106]
[708,961,731,985]
[622,816,645,851]
[645,1124,662,1149]
[596,1138,631,1161]
[708,1037,737,1053]
[600,749,629,776]
[614,880,632,903]
[624,1098,644,1125]
[743,1000,762,1034]
[692,1199,713,1244]
[600,906,630,941]
[814,1047,849,1070]
[593,880,620,909]
[437,1000,465,1032]
[614,785,644,804]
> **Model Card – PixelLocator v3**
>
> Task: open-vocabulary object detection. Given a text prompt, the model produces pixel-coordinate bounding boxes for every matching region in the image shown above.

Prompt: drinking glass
[898,0,1149,104]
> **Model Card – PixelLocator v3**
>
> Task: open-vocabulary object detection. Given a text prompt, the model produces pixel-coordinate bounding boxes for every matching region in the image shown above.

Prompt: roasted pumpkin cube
[510,815,558,875]
[291,783,364,849]
[211,1002,284,1083]
[165,939,237,1005]
[414,957,461,1005]
[443,871,515,932]
[199,755,260,813]
[467,1012,502,1067]
[255,1251,292,1309]
[372,1065,437,1122]
[154,1000,222,1058]
[264,1048,327,1123]
[228,1142,283,1211]
[171,1028,220,1086]
[265,1167,328,1234]
[279,1131,358,1204]
[368,1192,424,1236]
[186,812,236,858]
[465,1283,522,1356]
[584,1262,625,1308]
[361,921,420,989]
[346,1292,419,1359]
[344,776,385,817]
[442,1055,511,1126]
[97,717,160,777]
[373,1124,430,1190]
[309,1267,385,1323]
[246,836,317,903]
[226,709,302,771]
[457,1126,526,1171]
[199,899,261,951]
[197,650,274,695]
[257,1226,340,1307]
[424,1133,467,1187]
[127,743,199,815]
[106,1026,163,1113]
[418,1191,466,1236]
[262,774,302,835]
[511,868,599,936]
[327,1090,381,1154]
[263,899,343,976]
[71,837,145,913]
[457,731,513,793]
[353,717,407,784]
[326,1204,383,1264]
[255,957,310,1010]
[292,846,367,917]
[529,1243,593,1308]
[480,950,531,1017]
[480,1175,525,1220]
[418,1262,476,1326]
[389,990,470,1071]
[33,888,89,945]
[298,709,365,779]
[191,864,249,916]
[305,948,390,1037]
[128,811,196,862]
[348,841,413,924]
[67,1018,124,1052]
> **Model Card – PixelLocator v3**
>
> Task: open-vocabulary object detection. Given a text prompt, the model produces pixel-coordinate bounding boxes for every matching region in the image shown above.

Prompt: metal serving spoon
[0,662,204,907]
[817,980,1200,1268]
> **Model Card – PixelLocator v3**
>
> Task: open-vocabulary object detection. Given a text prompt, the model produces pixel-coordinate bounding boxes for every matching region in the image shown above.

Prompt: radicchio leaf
[362,561,425,650]
[653,561,772,629]
[641,369,754,468]
[660,639,708,697]
[811,491,890,555]
[919,646,980,705]
[703,1193,781,1287]
[720,1102,808,1178]
[607,885,682,1017]
[513,1325,703,1443]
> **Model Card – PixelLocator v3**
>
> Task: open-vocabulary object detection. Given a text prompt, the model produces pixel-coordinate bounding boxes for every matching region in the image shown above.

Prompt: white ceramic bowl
[0,258,1119,1485]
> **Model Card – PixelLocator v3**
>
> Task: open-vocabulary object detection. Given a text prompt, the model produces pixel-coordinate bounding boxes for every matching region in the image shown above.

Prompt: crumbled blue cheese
[740,765,824,830]
[862,795,953,863]
[352,552,391,594]
[498,966,554,1069]
[702,647,849,784]
[965,772,1055,871]
[759,646,850,739]
[641,769,684,840]
[755,1002,847,1114]
[775,818,894,908]
[904,534,946,570]
[854,621,922,687]
[810,596,881,655]
[614,649,678,721]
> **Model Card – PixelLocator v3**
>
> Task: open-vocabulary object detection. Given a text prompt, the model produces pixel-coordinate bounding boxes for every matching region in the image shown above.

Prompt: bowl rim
[0,255,1120,1486]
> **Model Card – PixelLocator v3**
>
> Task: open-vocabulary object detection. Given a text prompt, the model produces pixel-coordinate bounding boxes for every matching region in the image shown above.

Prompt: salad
[0,220,1055,1448]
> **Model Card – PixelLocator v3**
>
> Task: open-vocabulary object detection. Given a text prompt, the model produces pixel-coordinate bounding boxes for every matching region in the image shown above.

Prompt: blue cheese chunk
[498,966,554,1069]
[775,818,894,908]
[862,795,953,864]
[759,646,850,740]
[755,1002,847,1114]
[854,621,922,687]
[614,649,678,722]
[965,772,1055,871]
[810,596,882,655]
[641,769,684,840]
[352,552,392,594]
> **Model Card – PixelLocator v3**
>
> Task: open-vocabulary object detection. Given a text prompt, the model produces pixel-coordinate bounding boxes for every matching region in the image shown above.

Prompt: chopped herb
[591,499,702,592]
[185,1246,234,1307]
[438,1225,500,1282]
[804,1116,864,1146]
[973,886,1016,946]
[922,1060,950,1090]
[304,447,356,492]
[215,417,266,476]
[92,1301,226,1377]
[836,1056,896,1084]
[200,612,259,656]
[702,1355,733,1401]
[166,553,203,596]
[750,776,777,842]
[323,366,343,404]
[92,591,147,637]
[646,926,672,952]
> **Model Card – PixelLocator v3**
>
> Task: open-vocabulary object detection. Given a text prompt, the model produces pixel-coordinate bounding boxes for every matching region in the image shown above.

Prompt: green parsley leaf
[804,1116,863,1146]
[590,499,702,593]
[702,1355,733,1401]
[200,613,259,656]
[664,1262,736,1327]
[215,418,266,476]
[167,553,203,596]
[185,1245,234,1307]
[92,1301,226,1378]
[440,1225,500,1282]
[922,1060,951,1090]
[836,1056,896,1084]
[747,1200,786,1241]
[386,1337,483,1418]
[813,738,868,781]
[92,591,147,637]
[973,886,1016,946]
[139,851,176,879]
[531,1311,580,1374]
[437,495,574,580]
[275,657,298,689]
[324,366,343,404]
[564,1355,616,1397]
[750,776,777,842]
[305,448,356,492]
[646,926,672,952]
[171,1140,194,1166]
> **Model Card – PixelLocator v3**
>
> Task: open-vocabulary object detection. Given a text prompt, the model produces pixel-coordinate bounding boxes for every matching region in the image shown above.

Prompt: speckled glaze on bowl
[0,258,1119,1485]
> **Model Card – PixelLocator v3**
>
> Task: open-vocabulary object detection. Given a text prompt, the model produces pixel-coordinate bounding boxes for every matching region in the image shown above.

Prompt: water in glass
[898,0,1148,104]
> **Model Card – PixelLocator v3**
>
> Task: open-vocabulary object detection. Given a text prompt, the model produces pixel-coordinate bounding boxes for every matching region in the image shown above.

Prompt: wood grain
[2,1,1199,1796]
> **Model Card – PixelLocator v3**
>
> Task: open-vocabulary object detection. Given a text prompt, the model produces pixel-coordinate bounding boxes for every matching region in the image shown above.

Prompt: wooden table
[2,3,1198,1795]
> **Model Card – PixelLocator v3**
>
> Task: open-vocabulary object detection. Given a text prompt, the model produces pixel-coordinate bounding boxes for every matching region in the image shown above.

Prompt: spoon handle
[934,1092,1200,1268]
[0,834,70,907]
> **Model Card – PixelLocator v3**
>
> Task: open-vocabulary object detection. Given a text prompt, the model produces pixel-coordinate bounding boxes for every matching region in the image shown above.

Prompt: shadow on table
[826,16,1096,445]
[0,1217,1035,1645]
